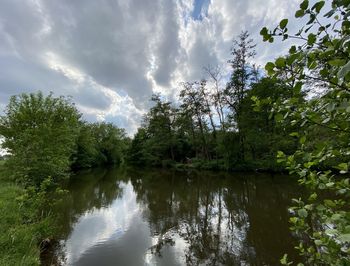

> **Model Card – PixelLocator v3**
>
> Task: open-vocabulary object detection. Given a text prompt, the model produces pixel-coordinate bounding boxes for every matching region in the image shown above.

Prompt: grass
[0,162,54,266]
[0,183,40,265]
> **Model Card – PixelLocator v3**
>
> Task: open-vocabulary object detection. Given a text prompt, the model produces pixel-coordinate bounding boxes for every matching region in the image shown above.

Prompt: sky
[0,0,301,135]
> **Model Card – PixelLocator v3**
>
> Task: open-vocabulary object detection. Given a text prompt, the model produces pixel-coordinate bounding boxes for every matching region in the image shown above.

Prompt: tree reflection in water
[49,168,302,266]
[129,169,301,265]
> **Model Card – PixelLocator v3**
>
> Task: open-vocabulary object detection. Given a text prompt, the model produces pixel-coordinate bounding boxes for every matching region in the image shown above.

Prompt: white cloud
[0,0,302,134]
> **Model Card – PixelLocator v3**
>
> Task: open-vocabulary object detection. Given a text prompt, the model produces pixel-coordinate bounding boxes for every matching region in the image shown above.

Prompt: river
[45,167,303,265]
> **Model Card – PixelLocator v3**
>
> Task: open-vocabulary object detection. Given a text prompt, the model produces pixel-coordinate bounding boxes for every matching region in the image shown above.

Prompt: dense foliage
[73,122,128,169]
[260,0,350,264]
[127,33,302,171]
[126,0,350,264]
[0,92,127,187]
[0,92,81,186]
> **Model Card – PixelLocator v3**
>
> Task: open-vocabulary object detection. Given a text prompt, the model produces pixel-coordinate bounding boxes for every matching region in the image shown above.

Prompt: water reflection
[51,168,302,265]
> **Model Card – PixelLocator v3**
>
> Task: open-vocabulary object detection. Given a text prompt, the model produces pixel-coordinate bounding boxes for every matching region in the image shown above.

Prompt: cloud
[0,0,301,134]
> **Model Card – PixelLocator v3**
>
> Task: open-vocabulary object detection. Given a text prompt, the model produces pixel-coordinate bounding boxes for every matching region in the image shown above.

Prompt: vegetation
[0,92,128,265]
[73,122,128,169]
[126,0,350,264]
[0,181,40,265]
[0,0,349,264]
[0,164,58,265]
[0,92,128,187]
[0,92,81,186]
[260,0,350,264]
[127,33,302,172]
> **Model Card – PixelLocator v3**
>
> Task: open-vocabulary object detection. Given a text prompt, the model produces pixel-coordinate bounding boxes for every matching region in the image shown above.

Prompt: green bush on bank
[0,92,128,265]
[0,92,129,188]
[0,92,81,187]
[0,182,39,265]
[0,179,59,265]
[0,165,65,265]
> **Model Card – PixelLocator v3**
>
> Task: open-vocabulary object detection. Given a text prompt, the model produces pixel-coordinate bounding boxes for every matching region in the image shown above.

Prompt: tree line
[127,31,303,171]
[0,92,129,187]
[127,0,350,264]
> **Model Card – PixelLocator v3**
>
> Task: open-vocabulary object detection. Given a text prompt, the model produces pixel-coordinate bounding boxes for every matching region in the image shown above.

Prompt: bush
[0,92,81,186]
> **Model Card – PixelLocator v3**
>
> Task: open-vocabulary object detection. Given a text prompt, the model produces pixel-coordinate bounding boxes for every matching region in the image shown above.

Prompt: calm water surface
[48,167,303,266]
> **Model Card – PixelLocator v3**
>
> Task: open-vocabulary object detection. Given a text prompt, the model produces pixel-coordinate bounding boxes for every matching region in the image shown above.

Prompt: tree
[261,0,350,264]
[180,82,211,159]
[91,122,127,166]
[0,92,81,186]
[204,65,227,132]
[225,31,257,162]
[73,122,99,169]
[127,127,150,166]
[241,77,301,169]
[128,95,177,166]
[73,122,128,168]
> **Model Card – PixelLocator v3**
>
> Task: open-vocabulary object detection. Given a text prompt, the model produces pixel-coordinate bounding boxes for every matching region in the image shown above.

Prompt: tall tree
[225,31,257,161]
[199,79,217,139]
[180,82,210,159]
[204,65,226,132]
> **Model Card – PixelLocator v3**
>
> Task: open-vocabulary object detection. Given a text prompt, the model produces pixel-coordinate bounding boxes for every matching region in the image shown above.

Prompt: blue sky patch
[192,0,210,21]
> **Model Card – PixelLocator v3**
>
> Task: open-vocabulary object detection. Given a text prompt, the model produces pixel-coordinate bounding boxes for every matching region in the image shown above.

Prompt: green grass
[0,182,40,265]
[0,163,56,266]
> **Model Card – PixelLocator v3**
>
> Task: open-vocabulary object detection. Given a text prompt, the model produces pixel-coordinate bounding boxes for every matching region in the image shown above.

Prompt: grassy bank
[0,163,55,266]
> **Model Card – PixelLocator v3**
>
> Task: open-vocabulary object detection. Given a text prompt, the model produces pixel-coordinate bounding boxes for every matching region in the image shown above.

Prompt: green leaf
[331,213,342,221]
[275,113,284,122]
[307,33,316,45]
[326,182,334,187]
[260,27,268,36]
[300,0,309,10]
[325,228,338,235]
[298,208,308,218]
[277,150,285,157]
[295,9,305,18]
[312,1,325,13]
[326,103,335,112]
[300,136,306,144]
[287,53,299,65]
[275,57,286,68]
[314,239,322,245]
[337,61,350,79]
[342,20,350,31]
[324,199,336,208]
[328,59,346,67]
[339,234,350,242]
[280,254,292,265]
[337,163,348,173]
[265,62,275,70]
[280,19,288,29]
[293,81,303,94]
[308,193,317,201]
[322,117,330,124]
[265,62,275,75]
[324,9,335,18]
[289,45,297,54]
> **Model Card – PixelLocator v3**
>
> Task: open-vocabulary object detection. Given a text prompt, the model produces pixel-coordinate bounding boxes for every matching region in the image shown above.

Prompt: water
[47,167,303,266]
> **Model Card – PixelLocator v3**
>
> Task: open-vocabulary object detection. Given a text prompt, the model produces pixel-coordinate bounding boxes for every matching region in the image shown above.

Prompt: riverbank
[0,163,55,265]
[146,158,286,173]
